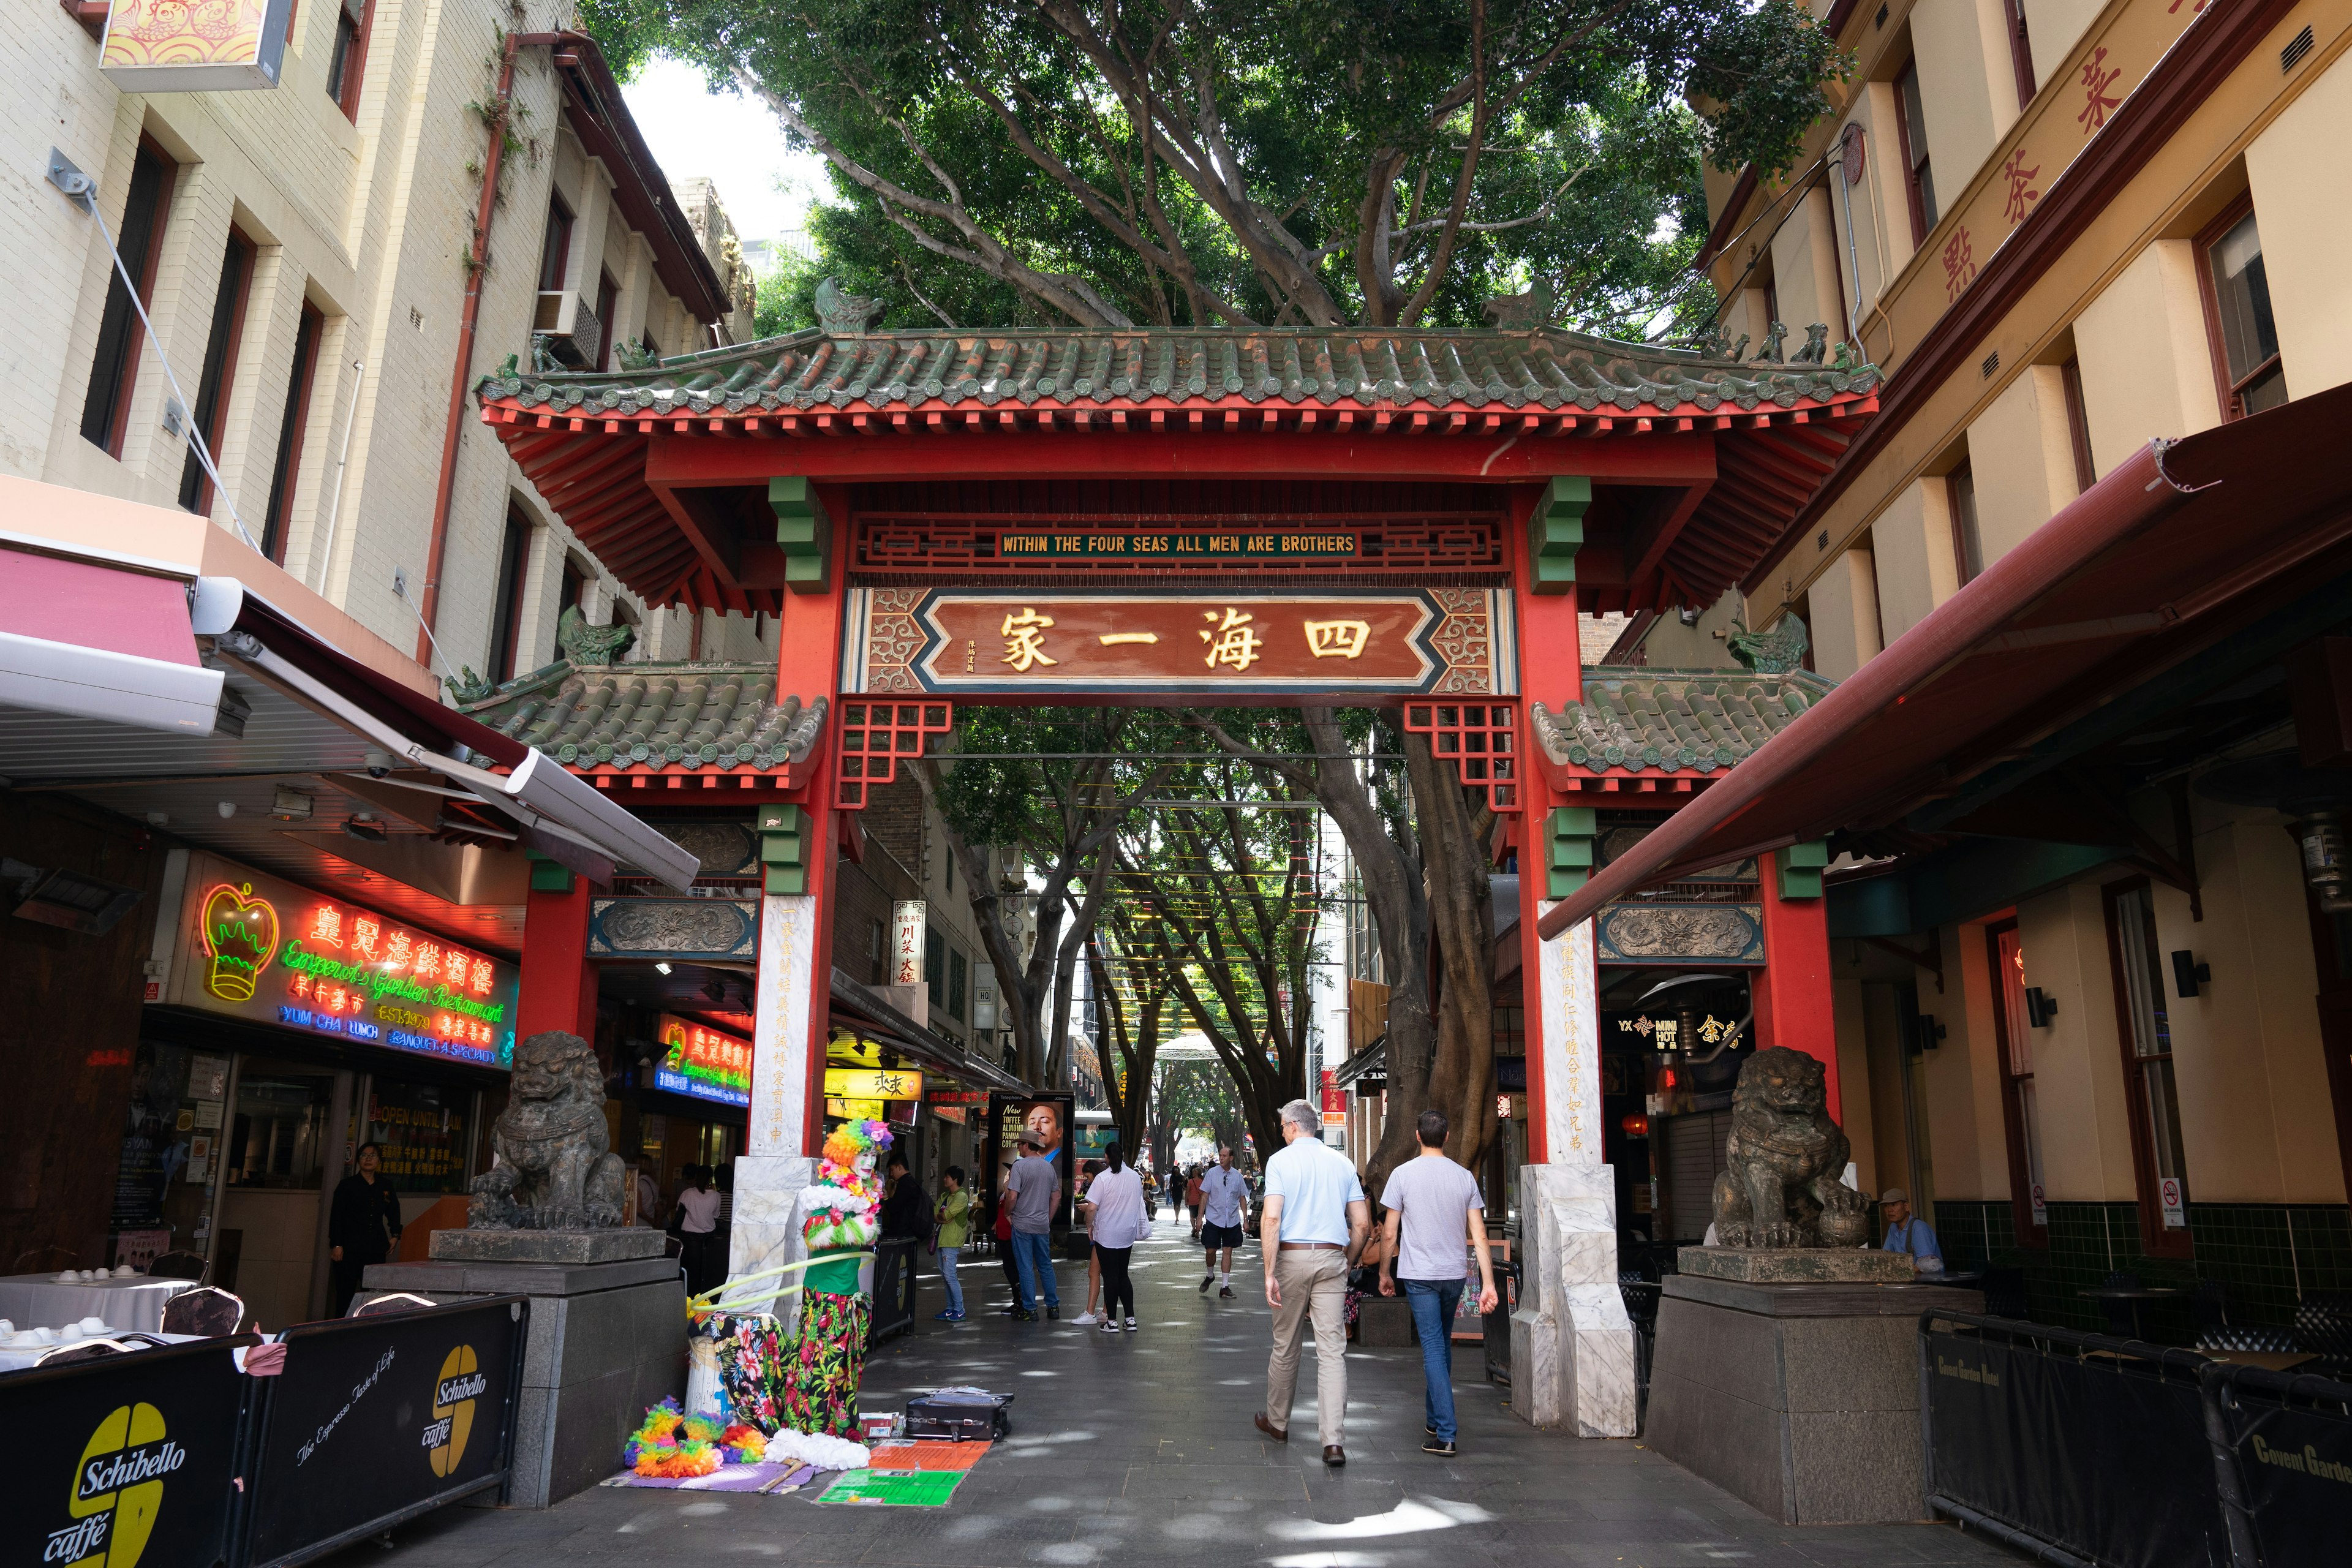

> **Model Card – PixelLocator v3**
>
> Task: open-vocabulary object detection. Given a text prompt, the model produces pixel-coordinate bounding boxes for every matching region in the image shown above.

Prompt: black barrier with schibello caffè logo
[243,1297,525,1568]
[1,1337,253,1568]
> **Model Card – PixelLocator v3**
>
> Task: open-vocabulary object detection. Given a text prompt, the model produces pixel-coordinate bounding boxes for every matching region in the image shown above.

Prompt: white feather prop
[764,1427,872,1471]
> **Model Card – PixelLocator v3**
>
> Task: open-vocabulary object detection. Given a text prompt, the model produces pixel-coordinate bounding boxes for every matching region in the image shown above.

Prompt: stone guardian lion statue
[470,1030,626,1229]
[1709,1047,1871,1249]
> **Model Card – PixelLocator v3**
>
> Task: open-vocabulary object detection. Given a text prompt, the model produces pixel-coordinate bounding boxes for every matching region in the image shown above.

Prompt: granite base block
[359,1256,686,1509]
[1678,1246,1917,1283]
[430,1227,668,1264]
[1645,1275,1981,1524]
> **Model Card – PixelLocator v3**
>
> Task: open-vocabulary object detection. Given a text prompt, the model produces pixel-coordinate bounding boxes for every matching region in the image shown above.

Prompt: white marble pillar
[1510,913,1638,1436]
[729,893,821,1313]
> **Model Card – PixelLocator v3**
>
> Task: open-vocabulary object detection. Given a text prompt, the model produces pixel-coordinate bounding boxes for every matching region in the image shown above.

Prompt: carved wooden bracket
[834,699,953,809]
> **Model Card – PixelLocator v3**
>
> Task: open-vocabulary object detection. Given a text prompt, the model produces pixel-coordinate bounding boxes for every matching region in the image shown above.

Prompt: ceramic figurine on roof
[1482,279,1556,330]
[814,277,884,334]
[784,1117,891,1439]
[1727,613,1809,675]
[556,605,633,668]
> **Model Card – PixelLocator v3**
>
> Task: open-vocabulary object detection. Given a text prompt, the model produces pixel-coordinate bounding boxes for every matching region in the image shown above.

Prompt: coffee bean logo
[424,1346,481,1477]
[53,1403,181,1566]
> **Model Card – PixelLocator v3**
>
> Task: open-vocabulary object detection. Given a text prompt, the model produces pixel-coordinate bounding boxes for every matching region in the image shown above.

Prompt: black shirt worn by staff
[881,1174,928,1239]
[329,1171,404,1268]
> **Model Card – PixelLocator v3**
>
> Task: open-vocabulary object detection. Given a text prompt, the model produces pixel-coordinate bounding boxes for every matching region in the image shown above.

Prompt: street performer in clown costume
[785,1117,891,1438]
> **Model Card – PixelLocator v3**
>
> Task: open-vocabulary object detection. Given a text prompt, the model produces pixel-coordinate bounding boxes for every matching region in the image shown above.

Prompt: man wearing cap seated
[1880,1188,1943,1275]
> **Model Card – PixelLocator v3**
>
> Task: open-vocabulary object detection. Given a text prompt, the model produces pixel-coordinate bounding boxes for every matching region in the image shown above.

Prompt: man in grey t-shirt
[1378,1108,1498,1455]
[1003,1133,1060,1320]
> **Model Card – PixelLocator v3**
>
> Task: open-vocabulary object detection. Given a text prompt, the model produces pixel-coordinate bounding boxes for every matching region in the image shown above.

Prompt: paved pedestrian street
[336,1214,2018,1568]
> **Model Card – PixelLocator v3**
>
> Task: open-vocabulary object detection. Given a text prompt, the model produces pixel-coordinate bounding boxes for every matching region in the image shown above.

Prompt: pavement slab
[322,1211,2022,1568]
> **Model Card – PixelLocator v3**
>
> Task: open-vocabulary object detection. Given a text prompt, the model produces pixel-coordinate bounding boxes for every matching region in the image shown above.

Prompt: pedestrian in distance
[932,1165,971,1321]
[1377,1108,1498,1456]
[670,1164,723,1298]
[1003,1129,1061,1320]
[1185,1164,1206,1240]
[1199,1145,1251,1298]
[1079,1140,1147,1332]
[1254,1099,1369,1466]
[993,1186,1022,1311]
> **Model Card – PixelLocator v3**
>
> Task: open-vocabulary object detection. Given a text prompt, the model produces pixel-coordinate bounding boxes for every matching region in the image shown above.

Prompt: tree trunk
[1408,730,1500,1175]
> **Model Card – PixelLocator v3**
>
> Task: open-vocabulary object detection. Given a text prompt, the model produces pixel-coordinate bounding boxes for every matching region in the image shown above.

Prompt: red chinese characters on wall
[2078,47,2123,134]
[1942,229,1978,301]
[2000,150,2041,228]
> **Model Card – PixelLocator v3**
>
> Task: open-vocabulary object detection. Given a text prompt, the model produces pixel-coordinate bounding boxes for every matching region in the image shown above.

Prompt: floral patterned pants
[785,1289,870,1438]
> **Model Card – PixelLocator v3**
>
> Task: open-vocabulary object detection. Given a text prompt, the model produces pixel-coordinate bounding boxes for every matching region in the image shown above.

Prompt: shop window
[2105,880,2193,1256]
[80,137,178,458]
[260,301,325,565]
[1895,62,1937,243]
[1948,462,1982,584]
[869,918,885,982]
[2060,355,2096,493]
[179,228,257,515]
[949,948,968,1022]
[224,1062,335,1190]
[486,508,533,684]
[363,1080,472,1194]
[2197,202,2287,421]
[1987,921,2049,1246]
[2000,0,2037,110]
[326,0,372,121]
[538,195,575,294]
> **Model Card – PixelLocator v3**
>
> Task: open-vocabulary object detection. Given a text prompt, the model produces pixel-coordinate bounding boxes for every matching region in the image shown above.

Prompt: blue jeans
[937,1246,963,1313]
[1401,1278,1466,1442]
[1011,1230,1058,1310]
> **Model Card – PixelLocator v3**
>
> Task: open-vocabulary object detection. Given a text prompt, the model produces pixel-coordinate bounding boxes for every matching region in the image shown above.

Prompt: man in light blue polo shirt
[1254,1099,1368,1466]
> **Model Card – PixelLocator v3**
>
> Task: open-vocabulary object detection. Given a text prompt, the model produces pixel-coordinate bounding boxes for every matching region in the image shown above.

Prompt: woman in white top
[671,1165,723,1295]
[1078,1142,1147,1332]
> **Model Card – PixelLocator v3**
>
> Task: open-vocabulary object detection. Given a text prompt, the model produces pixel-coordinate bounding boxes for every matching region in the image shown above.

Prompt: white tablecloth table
[0,1330,206,1376]
[0,1273,198,1335]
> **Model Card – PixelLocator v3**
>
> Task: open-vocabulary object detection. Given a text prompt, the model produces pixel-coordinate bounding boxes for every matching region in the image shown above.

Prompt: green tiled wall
[1933,1198,2352,1336]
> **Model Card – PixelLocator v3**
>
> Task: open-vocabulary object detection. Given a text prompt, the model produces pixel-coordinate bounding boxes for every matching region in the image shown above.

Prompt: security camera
[364,749,393,778]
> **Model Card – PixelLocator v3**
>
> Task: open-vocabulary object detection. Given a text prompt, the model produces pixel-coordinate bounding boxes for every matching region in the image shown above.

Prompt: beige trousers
[1264,1246,1349,1446]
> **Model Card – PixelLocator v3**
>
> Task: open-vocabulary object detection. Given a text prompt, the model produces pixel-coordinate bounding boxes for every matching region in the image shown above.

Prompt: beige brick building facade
[6,1,763,686]
[1681,0,2352,1329]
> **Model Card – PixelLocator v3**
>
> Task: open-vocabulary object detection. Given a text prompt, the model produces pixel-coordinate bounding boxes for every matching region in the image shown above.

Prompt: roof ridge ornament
[558,605,635,668]
[815,277,884,334]
[1727,613,1809,674]
[1481,279,1555,330]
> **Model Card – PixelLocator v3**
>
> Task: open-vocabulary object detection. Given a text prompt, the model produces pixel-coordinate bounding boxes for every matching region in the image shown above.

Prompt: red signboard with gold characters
[164,853,520,1069]
[846,587,1514,698]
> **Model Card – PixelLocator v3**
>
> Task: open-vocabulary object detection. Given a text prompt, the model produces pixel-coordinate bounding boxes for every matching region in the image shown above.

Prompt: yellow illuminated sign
[823,1067,924,1101]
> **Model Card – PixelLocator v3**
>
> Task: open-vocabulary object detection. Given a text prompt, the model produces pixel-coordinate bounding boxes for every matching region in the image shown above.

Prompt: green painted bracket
[1528,475,1591,595]
[525,849,573,894]
[1777,839,1830,901]
[1547,805,1597,899]
[759,802,809,895]
[770,477,833,594]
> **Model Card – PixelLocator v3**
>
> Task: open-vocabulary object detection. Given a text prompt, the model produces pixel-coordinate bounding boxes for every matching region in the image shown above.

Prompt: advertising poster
[164,853,519,1071]
[0,1337,253,1568]
[986,1093,1074,1231]
[246,1298,524,1566]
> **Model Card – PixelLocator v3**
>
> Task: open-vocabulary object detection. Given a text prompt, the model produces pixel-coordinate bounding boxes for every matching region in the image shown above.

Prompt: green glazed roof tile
[455,660,826,772]
[1531,666,1833,775]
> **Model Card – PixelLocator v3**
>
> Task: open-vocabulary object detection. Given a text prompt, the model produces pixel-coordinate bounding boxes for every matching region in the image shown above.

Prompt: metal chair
[147,1250,208,1282]
[1981,1267,2030,1321]
[2196,1322,2296,1353]
[350,1292,440,1317]
[2293,1292,2352,1378]
[2191,1278,2230,1335]
[161,1286,249,1337]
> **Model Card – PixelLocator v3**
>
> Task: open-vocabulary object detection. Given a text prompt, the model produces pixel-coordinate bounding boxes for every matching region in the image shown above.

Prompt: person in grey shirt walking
[1003,1131,1060,1321]
[1378,1108,1497,1456]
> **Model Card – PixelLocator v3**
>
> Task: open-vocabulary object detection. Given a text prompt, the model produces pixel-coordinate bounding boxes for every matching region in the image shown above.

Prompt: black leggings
[1095,1244,1135,1320]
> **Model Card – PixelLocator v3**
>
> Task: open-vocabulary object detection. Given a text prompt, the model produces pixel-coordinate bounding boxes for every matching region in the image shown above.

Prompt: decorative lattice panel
[1403,701,1520,812]
[835,700,954,809]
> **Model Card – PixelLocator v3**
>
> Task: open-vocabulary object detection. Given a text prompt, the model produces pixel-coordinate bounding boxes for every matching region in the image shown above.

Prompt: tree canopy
[587,0,1845,335]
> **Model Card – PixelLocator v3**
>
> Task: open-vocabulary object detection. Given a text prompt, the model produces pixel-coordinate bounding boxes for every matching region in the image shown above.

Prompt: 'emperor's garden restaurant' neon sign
[175,854,519,1068]
[654,1014,752,1107]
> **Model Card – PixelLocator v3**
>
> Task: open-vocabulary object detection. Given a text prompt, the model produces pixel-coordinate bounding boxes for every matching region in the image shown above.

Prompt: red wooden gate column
[1751,850,1841,1121]
[517,871,598,1039]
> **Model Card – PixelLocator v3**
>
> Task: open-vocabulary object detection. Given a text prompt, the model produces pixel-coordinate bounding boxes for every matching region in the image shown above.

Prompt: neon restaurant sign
[165,853,519,1068]
[654,1014,752,1108]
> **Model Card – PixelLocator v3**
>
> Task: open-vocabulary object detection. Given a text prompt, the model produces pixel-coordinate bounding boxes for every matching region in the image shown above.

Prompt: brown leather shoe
[1323,1444,1346,1467]
[1253,1412,1287,1443]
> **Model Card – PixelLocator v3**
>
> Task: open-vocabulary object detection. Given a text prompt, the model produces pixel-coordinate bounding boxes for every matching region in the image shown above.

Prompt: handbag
[1132,1215,1153,1246]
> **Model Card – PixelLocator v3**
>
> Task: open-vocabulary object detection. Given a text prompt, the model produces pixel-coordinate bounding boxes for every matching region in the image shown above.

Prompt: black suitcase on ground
[903,1390,1013,1441]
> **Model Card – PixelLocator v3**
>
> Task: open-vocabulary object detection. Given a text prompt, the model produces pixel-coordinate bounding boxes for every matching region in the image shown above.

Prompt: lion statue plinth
[469,1029,626,1229]
[1709,1047,1871,1249]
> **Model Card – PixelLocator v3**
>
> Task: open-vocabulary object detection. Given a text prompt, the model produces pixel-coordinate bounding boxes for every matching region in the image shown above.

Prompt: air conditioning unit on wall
[533,288,604,370]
